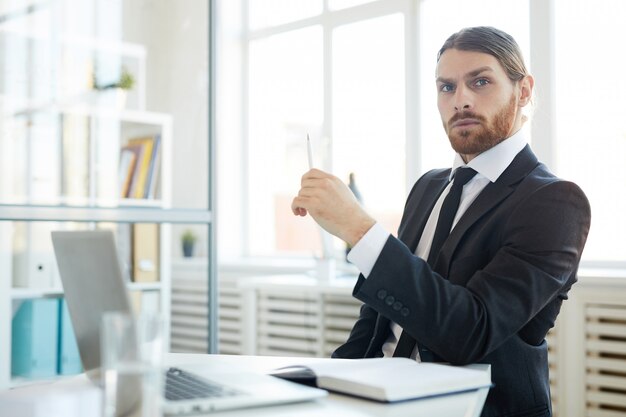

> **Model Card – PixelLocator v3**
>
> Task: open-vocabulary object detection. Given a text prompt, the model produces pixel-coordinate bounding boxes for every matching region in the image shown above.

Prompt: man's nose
[453,86,473,111]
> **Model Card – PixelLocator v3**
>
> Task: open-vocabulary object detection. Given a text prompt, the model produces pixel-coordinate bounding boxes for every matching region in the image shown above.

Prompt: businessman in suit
[291,26,591,417]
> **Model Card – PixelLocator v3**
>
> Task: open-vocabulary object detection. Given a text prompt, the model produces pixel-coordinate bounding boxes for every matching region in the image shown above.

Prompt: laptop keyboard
[165,367,245,401]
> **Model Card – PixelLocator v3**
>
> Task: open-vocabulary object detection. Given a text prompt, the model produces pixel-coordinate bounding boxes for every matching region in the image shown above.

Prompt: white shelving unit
[0,106,213,389]
[0,0,216,391]
[1,107,163,389]
[0,20,215,391]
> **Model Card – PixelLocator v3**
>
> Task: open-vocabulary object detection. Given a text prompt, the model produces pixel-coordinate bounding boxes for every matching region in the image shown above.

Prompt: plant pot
[182,241,194,258]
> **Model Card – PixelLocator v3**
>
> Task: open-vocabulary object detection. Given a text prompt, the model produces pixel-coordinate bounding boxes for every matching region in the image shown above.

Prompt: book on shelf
[118,147,137,198]
[119,142,144,198]
[270,357,492,403]
[119,134,161,199]
[144,134,161,199]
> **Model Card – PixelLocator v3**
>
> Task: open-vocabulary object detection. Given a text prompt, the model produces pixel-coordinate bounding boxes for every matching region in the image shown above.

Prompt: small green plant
[181,229,198,257]
[182,229,198,245]
[93,67,135,90]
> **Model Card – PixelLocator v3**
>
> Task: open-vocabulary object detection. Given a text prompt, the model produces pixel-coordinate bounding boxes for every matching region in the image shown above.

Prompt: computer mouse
[268,365,318,387]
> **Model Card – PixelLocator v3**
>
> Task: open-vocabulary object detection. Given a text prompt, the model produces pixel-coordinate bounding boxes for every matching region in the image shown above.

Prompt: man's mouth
[451,118,480,129]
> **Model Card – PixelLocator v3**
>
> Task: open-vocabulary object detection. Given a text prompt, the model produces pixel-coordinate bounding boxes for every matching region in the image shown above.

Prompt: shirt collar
[450,127,528,183]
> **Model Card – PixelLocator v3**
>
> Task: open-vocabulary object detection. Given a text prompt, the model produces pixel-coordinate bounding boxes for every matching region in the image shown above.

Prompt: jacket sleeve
[351,180,591,365]
[331,302,378,358]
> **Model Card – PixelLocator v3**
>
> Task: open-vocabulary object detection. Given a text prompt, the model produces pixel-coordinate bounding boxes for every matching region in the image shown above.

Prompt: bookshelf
[0,0,215,389]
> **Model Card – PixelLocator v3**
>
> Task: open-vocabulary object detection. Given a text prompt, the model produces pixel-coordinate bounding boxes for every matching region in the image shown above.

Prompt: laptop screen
[51,230,133,373]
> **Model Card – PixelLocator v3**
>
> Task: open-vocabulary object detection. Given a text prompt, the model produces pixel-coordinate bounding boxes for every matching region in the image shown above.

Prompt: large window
[218,0,625,267]
[555,0,626,264]
[219,1,411,259]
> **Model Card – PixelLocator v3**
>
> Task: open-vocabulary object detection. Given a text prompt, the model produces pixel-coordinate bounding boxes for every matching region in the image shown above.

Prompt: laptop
[51,230,327,415]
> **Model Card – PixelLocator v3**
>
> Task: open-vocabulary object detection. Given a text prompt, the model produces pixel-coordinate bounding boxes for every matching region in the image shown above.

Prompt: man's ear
[518,75,534,107]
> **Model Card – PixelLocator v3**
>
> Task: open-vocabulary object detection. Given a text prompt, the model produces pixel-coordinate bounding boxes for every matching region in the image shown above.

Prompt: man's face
[436,49,527,161]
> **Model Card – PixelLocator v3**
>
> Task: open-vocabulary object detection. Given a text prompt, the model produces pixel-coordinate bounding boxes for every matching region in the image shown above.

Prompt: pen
[307,133,314,169]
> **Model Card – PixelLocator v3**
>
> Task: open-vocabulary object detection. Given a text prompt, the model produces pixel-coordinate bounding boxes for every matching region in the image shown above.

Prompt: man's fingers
[301,169,334,186]
[291,197,309,217]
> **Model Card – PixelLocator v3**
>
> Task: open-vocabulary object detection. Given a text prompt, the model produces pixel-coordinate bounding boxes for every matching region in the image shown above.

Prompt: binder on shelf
[57,299,82,375]
[12,223,60,289]
[132,223,160,282]
[11,299,59,378]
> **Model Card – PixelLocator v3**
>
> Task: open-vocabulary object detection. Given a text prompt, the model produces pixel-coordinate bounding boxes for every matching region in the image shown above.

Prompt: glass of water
[101,311,164,417]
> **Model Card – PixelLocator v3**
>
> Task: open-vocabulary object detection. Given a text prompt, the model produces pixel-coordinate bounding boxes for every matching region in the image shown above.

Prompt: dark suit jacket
[332,146,591,417]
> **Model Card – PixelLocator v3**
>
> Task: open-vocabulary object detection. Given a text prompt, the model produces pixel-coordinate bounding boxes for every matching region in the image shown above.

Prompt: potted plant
[92,66,135,108]
[181,229,198,258]
[93,66,135,90]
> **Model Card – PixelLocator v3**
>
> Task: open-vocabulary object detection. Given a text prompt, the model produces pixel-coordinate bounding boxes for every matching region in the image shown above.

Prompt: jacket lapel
[399,174,450,253]
[433,145,540,276]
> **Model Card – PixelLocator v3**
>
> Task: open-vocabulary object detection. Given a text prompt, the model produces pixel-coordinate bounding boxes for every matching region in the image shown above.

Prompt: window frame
[219,0,616,269]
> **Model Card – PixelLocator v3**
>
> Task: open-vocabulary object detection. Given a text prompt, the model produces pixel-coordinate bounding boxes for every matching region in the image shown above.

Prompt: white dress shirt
[346,128,528,360]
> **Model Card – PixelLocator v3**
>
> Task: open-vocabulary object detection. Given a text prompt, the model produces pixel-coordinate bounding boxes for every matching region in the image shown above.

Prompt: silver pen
[307,133,314,169]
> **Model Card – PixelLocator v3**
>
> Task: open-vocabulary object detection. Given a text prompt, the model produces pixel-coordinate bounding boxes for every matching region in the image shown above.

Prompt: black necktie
[393,167,477,358]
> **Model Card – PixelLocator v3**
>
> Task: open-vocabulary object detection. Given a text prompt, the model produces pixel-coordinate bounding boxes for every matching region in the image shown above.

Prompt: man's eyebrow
[436,66,495,84]
[436,75,454,84]
[467,66,494,78]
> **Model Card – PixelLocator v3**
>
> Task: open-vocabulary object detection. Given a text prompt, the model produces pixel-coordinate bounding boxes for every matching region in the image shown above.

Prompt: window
[219,1,410,259]
[218,0,624,267]
[247,26,323,255]
[554,0,626,263]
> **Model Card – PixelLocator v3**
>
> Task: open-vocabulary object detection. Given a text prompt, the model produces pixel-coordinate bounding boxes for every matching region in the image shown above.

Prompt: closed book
[120,143,144,198]
[271,358,492,403]
[144,134,161,199]
[57,299,82,375]
[127,136,154,199]
[11,299,59,378]
[118,148,137,198]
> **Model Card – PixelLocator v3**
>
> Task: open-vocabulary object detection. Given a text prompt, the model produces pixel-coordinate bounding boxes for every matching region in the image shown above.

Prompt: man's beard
[444,94,517,155]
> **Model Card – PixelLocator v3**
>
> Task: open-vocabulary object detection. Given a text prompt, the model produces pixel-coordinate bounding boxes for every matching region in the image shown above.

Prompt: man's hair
[437,26,528,83]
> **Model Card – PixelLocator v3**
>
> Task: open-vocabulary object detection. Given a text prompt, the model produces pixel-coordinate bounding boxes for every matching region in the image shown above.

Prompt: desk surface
[0,354,490,417]
[168,353,490,417]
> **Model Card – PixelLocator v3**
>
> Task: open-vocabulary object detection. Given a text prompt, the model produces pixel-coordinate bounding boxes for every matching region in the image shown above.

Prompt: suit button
[401,307,410,317]
[385,295,395,306]
[392,301,402,311]
[377,289,387,300]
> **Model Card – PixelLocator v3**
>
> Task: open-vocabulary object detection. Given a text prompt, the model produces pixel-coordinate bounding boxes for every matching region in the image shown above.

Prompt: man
[291,26,591,417]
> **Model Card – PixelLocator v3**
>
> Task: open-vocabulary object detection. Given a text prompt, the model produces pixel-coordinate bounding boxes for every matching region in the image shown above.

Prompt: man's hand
[291,169,376,247]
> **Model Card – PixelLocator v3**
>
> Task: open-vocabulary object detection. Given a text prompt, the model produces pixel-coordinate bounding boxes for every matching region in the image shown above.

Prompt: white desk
[0,354,490,417]
[168,354,491,417]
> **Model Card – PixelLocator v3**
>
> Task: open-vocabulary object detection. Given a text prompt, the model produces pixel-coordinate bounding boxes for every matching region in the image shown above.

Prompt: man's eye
[474,78,489,87]
[440,84,454,93]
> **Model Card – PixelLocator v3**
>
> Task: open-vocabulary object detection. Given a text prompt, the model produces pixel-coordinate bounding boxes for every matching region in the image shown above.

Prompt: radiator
[585,303,626,416]
[170,272,243,354]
